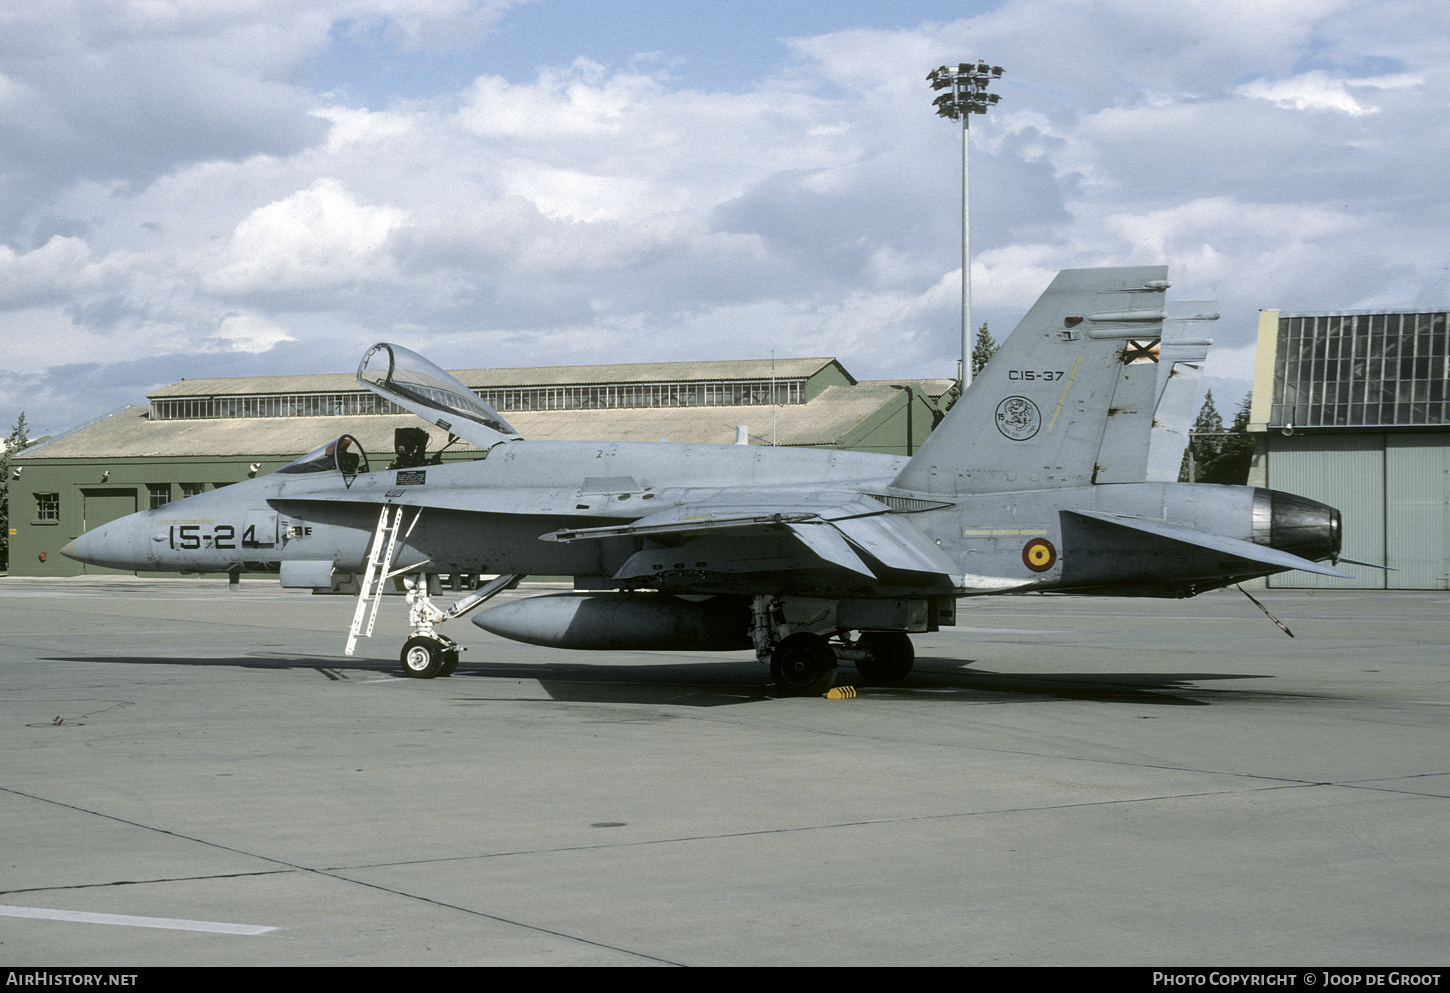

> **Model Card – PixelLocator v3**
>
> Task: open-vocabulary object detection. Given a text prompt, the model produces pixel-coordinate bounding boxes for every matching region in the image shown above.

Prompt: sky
[3,0,1448,438]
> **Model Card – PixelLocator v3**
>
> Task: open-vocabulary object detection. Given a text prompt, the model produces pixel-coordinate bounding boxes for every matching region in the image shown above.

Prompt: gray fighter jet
[63,267,1348,694]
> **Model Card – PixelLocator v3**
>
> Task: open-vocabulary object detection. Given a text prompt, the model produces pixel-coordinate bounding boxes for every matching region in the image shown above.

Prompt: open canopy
[357,342,518,451]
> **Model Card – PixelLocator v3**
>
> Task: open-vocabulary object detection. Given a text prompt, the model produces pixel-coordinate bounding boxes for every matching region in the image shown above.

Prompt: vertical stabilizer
[892,266,1169,495]
[1146,302,1218,482]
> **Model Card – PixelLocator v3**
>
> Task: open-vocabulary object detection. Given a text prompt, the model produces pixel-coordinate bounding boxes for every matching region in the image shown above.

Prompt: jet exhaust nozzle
[473,592,752,651]
[1253,488,1342,563]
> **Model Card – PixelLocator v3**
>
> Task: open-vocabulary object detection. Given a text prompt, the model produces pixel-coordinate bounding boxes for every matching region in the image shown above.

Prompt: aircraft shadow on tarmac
[42,652,1282,709]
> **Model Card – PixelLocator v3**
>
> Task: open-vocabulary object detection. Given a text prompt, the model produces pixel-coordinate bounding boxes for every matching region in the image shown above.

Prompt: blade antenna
[1236,585,1294,638]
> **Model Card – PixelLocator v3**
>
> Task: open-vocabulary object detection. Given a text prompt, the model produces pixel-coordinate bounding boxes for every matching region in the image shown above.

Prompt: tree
[971,321,999,378]
[0,412,30,571]
[943,323,1000,412]
[1197,391,1254,485]
[1179,390,1223,482]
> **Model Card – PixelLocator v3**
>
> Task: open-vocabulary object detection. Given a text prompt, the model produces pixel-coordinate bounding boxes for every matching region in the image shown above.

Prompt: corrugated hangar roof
[16,407,458,460]
[861,378,956,401]
[149,357,844,398]
[507,383,912,446]
[462,357,843,388]
[24,356,949,461]
[22,382,946,460]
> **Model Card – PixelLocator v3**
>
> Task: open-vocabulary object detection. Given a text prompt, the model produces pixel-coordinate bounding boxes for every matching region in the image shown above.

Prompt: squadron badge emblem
[995,396,1041,441]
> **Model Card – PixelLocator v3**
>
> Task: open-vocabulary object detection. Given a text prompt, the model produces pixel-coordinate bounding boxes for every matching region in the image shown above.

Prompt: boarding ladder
[345,505,415,656]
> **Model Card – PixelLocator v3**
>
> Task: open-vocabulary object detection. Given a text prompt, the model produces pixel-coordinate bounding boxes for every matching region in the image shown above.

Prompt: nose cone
[66,511,154,570]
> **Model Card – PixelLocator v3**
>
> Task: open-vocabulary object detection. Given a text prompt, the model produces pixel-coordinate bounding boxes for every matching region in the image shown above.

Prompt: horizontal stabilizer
[1067,510,1352,579]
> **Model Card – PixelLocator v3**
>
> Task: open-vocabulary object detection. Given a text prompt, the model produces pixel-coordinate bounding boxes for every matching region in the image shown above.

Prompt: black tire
[769,633,838,696]
[400,636,447,678]
[438,648,460,677]
[855,632,915,685]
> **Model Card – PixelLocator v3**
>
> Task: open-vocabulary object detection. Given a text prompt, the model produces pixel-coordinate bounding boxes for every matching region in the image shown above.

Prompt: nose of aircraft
[61,511,153,570]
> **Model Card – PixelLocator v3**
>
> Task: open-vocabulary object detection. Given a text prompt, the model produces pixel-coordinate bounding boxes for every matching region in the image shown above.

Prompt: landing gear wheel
[855,632,914,685]
[769,633,838,696]
[438,648,460,677]
[400,636,448,678]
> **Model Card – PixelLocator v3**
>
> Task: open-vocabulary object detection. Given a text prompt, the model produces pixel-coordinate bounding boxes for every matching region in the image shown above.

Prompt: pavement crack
[331,781,1323,871]
[0,870,295,897]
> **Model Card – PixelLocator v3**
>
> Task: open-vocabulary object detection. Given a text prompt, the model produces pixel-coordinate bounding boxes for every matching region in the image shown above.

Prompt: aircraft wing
[541,510,822,544]
[544,498,962,585]
[1066,510,1353,579]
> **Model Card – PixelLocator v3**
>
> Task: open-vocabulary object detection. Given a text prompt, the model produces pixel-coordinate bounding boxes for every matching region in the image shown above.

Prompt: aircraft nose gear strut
[346,503,523,678]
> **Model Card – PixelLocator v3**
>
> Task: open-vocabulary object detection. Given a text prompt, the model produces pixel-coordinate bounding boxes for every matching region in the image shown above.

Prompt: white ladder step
[345,505,405,656]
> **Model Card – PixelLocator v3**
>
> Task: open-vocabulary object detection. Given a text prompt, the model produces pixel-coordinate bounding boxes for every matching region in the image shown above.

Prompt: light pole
[927,60,1002,392]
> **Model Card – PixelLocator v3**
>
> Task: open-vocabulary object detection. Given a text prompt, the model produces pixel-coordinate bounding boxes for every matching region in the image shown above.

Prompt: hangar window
[475,379,805,412]
[35,492,59,521]
[1272,310,1450,428]
[181,483,206,498]
[150,377,809,420]
[151,392,404,421]
[148,484,171,510]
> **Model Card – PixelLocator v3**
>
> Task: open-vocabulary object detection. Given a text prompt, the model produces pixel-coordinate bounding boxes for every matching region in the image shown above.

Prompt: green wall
[9,455,293,577]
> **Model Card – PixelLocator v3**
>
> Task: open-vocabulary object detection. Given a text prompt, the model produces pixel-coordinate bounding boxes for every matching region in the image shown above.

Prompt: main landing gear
[852,632,915,686]
[769,633,838,697]
[752,597,917,696]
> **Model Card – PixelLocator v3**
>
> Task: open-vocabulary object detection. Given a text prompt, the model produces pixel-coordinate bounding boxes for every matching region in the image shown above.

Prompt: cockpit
[277,435,370,478]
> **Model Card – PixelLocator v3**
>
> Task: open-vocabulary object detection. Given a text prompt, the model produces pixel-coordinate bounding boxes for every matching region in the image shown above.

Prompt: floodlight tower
[927,60,1002,390]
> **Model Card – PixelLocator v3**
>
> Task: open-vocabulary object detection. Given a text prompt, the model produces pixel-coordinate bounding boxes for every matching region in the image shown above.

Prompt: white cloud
[499,166,657,224]
[1204,342,1258,383]
[5,0,1450,436]
[204,178,409,294]
[211,313,297,353]
[316,105,416,151]
[457,62,656,138]
[1237,70,1407,115]
[0,236,96,305]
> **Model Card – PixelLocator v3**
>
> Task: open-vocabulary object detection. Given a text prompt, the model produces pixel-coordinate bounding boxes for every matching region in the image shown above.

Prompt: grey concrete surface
[1,577,1446,966]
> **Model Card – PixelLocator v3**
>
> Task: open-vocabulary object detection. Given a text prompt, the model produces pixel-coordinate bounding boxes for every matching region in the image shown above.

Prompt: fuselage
[65,435,1340,599]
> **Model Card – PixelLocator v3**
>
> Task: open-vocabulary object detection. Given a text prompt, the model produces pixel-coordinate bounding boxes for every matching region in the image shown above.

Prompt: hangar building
[1247,308,1450,589]
[9,357,951,577]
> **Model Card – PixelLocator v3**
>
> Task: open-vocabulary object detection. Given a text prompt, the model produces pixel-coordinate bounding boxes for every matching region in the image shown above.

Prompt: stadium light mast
[927,60,1002,391]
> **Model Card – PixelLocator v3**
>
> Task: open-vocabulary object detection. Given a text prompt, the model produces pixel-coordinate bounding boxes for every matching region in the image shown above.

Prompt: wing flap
[830,513,960,578]
[542,511,817,543]
[787,522,876,578]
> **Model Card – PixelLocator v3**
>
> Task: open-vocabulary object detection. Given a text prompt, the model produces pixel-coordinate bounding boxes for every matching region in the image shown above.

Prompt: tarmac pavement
[1,577,1446,966]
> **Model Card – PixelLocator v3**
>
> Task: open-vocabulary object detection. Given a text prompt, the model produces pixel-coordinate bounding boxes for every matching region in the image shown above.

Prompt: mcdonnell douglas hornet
[64,267,1348,694]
